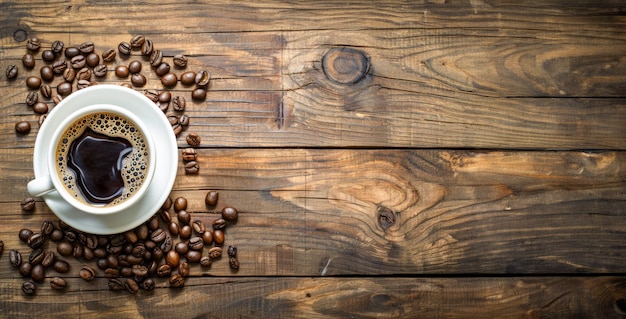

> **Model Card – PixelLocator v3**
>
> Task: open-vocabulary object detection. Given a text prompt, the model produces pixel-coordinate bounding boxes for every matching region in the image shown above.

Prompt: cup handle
[27,175,55,197]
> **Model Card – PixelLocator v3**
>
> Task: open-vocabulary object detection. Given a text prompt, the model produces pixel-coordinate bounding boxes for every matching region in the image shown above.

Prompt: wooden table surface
[1,1,625,318]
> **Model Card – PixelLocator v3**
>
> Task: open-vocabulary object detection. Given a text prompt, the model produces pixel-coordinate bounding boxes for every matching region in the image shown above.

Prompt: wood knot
[322,47,370,85]
[377,206,396,231]
[13,29,28,42]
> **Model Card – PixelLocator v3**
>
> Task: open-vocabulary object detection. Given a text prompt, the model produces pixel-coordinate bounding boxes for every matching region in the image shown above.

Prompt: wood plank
[1,276,626,318]
[1,149,624,275]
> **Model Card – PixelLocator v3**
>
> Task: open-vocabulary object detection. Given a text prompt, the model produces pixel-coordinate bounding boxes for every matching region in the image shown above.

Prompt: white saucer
[33,85,178,235]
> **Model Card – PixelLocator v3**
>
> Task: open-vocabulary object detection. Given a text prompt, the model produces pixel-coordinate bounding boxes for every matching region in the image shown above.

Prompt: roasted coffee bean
[21,198,36,212]
[41,50,55,62]
[6,64,18,79]
[31,264,45,282]
[157,264,172,277]
[20,262,33,277]
[202,230,213,245]
[77,67,91,81]
[40,66,54,81]
[129,60,142,74]
[56,241,73,257]
[52,259,70,273]
[213,218,227,230]
[172,124,183,136]
[27,37,41,51]
[51,40,64,54]
[168,115,179,126]
[147,260,158,275]
[152,247,164,261]
[63,68,76,82]
[29,248,45,265]
[157,101,168,112]
[149,49,163,67]
[180,71,196,86]
[131,73,146,87]
[118,42,131,55]
[58,220,70,230]
[72,244,84,258]
[161,235,173,252]
[40,220,54,236]
[178,262,190,277]
[22,280,36,295]
[156,90,171,103]
[93,64,107,77]
[188,236,204,251]
[80,266,96,281]
[64,230,77,243]
[182,148,197,161]
[186,132,201,147]
[120,266,132,277]
[52,60,68,74]
[82,247,94,261]
[160,209,172,223]
[19,229,33,242]
[125,278,139,294]
[27,232,45,249]
[177,210,191,225]
[172,96,185,111]
[131,265,149,277]
[173,197,188,212]
[85,235,98,249]
[168,222,180,237]
[115,65,129,78]
[169,274,185,288]
[40,84,52,98]
[178,114,190,127]
[102,48,116,62]
[108,278,124,291]
[106,253,119,268]
[186,250,203,263]
[228,245,238,257]
[222,206,239,222]
[10,250,22,267]
[26,76,42,89]
[195,70,210,86]
[229,257,240,270]
[77,79,90,90]
[42,251,56,268]
[213,229,225,245]
[50,229,64,242]
[208,247,223,259]
[174,242,188,255]
[153,63,170,78]
[150,228,166,243]
[205,191,219,206]
[137,224,150,239]
[192,220,206,234]
[57,82,72,96]
[200,256,212,267]
[65,46,80,59]
[86,53,100,68]
[142,278,155,291]
[50,277,66,290]
[143,89,159,103]
[130,35,145,49]
[161,72,177,87]
[38,114,47,127]
[141,39,153,56]
[71,55,86,69]
[131,245,146,258]
[179,225,192,240]
[15,121,31,134]
[22,54,35,69]
[173,54,188,68]
[184,161,199,174]
[165,250,179,268]
[79,41,95,54]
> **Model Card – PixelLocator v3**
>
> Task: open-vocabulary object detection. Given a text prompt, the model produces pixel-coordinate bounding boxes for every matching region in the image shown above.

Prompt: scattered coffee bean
[160,210,172,224]
[178,210,191,225]
[142,278,155,291]
[132,264,149,277]
[125,278,139,294]
[178,115,190,127]
[200,256,212,267]
[22,280,36,295]
[174,197,188,212]
[41,50,55,62]
[76,66,93,80]
[188,236,204,251]
[141,39,153,56]
[129,60,142,74]
[229,256,240,270]
[70,55,86,69]
[26,76,42,89]
[86,52,100,68]
[42,251,56,268]
[161,72,177,87]
[213,229,225,245]
[77,79,90,90]
[118,42,131,55]
[195,70,210,86]
[93,64,107,77]
[168,222,180,237]
[108,278,124,291]
[20,262,33,277]
[27,232,45,249]
[15,121,31,134]
[179,225,192,239]
[51,40,64,54]
[6,64,18,79]
[40,84,52,98]
[52,60,68,74]
[173,54,188,68]
[102,48,116,62]
[63,68,76,82]
[65,46,80,59]
[130,35,145,49]
[143,89,159,103]
[149,49,163,67]
[79,41,95,54]
[205,191,219,206]
[157,264,172,277]
[174,241,188,255]
[184,161,199,174]
[172,96,185,111]
[182,148,197,161]
[165,250,179,268]
[28,249,45,266]
[222,206,239,222]
[228,245,238,257]
[38,114,47,127]
[10,250,22,267]
[56,241,73,257]
[26,38,41,51]
[192,88,207,100]
[169,274,185,288]
[50,277,67,290]
[178,261,190,277]
[22,54,35,69]
[150,228,166,243]
[80,265,96,281]
[19,229,33,242]
[213,218,227,230]
[168,115,179,125]
[172,123,183,136]
[186,250,203,263]
[31,264,45,282]
[180,71,196,86]
[57,82,72,96]
[208,247,223,259]
[115,65,129,78]
[52,94,63,105]
[40,220,54,236]
[40,66,54,82]
[131,73,146,87]
[50,229,63,242]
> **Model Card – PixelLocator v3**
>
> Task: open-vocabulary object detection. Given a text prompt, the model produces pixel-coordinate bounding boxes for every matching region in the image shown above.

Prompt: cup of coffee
[27,103,156,215]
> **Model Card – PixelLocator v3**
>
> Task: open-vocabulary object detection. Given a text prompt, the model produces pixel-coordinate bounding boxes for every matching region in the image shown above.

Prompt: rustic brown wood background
[1,1,625,318]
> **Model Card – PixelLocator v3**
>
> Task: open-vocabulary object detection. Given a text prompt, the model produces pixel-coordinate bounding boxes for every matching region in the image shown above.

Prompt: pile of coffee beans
[11,192,240,294]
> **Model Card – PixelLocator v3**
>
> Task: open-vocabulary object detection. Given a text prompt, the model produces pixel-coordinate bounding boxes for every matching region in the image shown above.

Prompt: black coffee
[55,112,149,207]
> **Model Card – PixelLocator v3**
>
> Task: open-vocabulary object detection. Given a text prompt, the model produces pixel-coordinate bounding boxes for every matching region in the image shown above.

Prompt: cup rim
[46,103,156,215]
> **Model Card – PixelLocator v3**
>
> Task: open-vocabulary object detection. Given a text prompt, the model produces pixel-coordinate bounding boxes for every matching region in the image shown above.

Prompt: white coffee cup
[27,103,156,216]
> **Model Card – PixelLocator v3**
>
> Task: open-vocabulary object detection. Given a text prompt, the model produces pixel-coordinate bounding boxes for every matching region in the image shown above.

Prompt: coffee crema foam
[55,112,149,207]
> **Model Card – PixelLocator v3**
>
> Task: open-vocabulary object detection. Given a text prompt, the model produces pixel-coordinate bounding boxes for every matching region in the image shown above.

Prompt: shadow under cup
[46,104,156,215]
